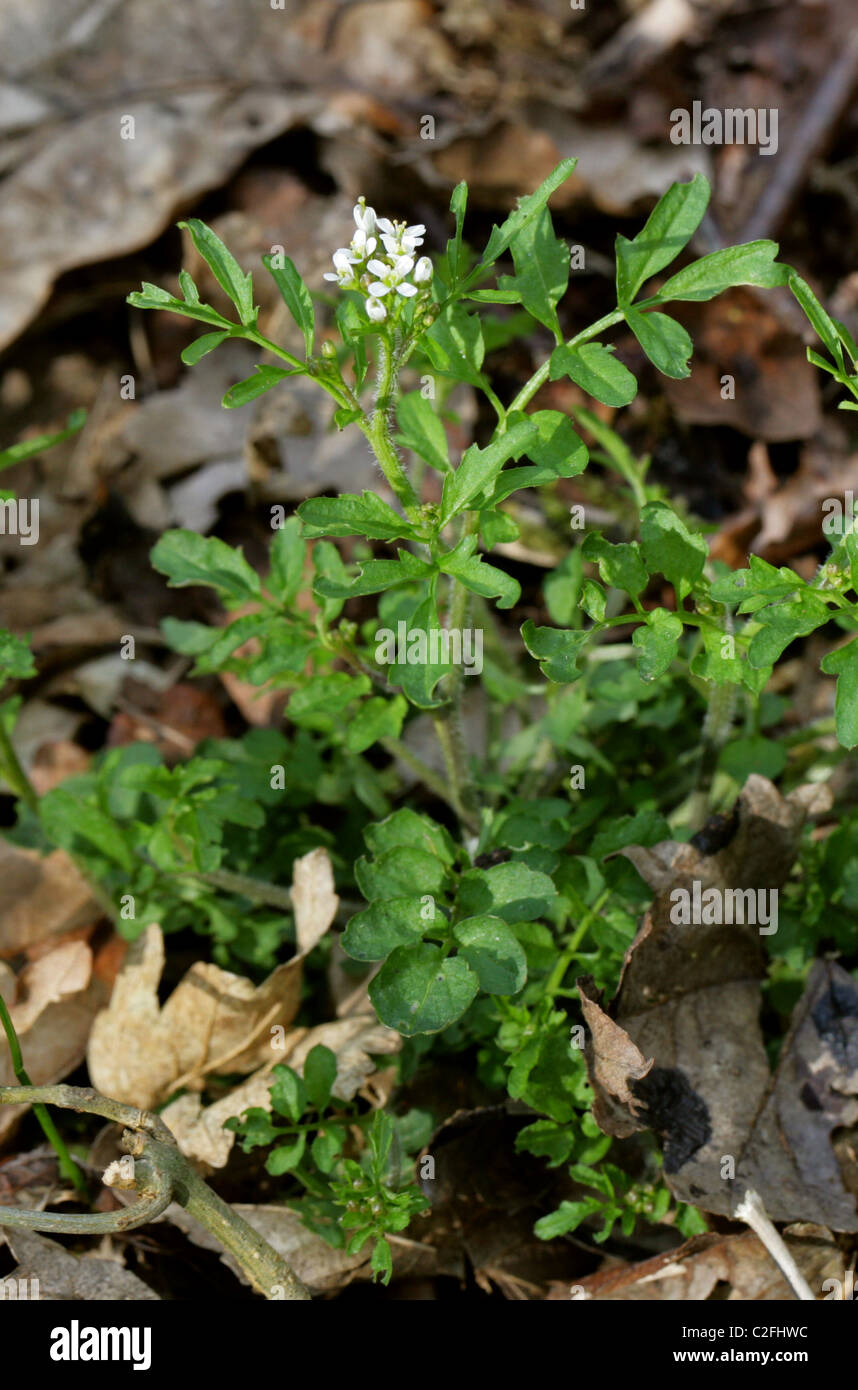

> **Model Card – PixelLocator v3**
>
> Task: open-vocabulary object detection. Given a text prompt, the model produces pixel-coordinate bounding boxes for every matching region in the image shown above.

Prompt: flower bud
[414,256,433,283]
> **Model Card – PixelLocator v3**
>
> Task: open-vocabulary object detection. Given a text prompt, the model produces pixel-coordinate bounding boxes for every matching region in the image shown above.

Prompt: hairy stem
[363,335,419,510]
[184,866,292,911]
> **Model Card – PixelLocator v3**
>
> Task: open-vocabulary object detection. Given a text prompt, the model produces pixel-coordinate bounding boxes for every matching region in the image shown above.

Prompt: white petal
[380,234,400,256]
[393,256,414,277]
[354,203,377,232]
[366,259,389,278]
[405,225,426,238]
[396,282,418,297]
[368,281,391,296]
[375,218,395,234]
[323,272,339,281]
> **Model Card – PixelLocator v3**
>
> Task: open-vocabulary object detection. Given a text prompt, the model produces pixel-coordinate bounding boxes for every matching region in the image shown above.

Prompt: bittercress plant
[2,158,857,1262]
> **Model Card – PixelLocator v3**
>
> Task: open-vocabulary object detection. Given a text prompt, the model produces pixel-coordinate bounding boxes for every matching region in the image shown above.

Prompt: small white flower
[350,229,376,259]
[367,255,415,297]
[323,248,358,286]
[354,199,377,234]
[379,221,426,258]
[413,256,433,283]
[366,296,387,322]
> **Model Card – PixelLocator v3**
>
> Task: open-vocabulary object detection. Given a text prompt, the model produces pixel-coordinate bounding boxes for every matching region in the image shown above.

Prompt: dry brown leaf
[0,841,99,956]
[579,777,858,1229]
[548,1224,844,1301]
[8,941,92,1033]
[0,944,106,1142]
[163,1202,366,1295]
[87,923,303,1110]
[0,0,337,351]
[578,978,653,1137]
[87,848,339,1109]
[0,1227,158,1301]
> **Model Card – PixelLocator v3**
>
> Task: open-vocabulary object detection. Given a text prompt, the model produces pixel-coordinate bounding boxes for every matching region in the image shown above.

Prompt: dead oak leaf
[0,943,106,1143]
[580,777,858,1229]
[87,849,339,1110]
[87,923,303,1111]
[0,841,99,956]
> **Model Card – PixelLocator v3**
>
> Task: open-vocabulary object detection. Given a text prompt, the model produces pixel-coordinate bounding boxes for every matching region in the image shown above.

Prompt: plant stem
[0,716,38,811]
[734,1188,815,1301]
[545,888,611,999]
[381,735,473,824]
[0,1084,311,1299]
[0,998,89,1197]
[184,866,293,911]
[430,710,479,831]
[504,309,626,421]
[364,335,419,510]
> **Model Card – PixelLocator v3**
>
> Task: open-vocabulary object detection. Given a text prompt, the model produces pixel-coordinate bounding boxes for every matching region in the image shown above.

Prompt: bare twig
[0,1083,311,1300]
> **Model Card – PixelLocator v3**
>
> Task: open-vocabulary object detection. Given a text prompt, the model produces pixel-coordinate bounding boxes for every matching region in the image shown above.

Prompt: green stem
[504,309,626,422]
[545,889,611,999]
[0,996,89,1197]
[431,711,479,832]
[0,716,38,811]
[363,335,419,510]
[381,736,473,823]
[183,867,292,911]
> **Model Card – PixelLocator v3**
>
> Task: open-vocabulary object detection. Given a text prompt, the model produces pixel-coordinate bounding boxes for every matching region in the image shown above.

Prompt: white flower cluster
[324,198,433,323]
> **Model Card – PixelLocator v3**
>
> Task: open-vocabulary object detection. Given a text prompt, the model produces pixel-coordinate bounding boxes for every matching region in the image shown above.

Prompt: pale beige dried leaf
[0,842,98,955]
[87,924,303,1110]
[0,951,106,1142]
[162,1014,401,1169]
[291,847,339,954]
[284,1015,401,1102]
[10,941,92,1033]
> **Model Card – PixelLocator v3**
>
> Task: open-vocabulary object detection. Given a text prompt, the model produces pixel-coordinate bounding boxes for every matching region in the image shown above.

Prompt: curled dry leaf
[0,943,106,1142]
[580,776,858,1229]
[87,923,303,1111]
[161,1014,401,1170]
[87,849,340,1110]
[578,978,652,1138]
[0,1228,158,1301]
[0,841,99,956]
